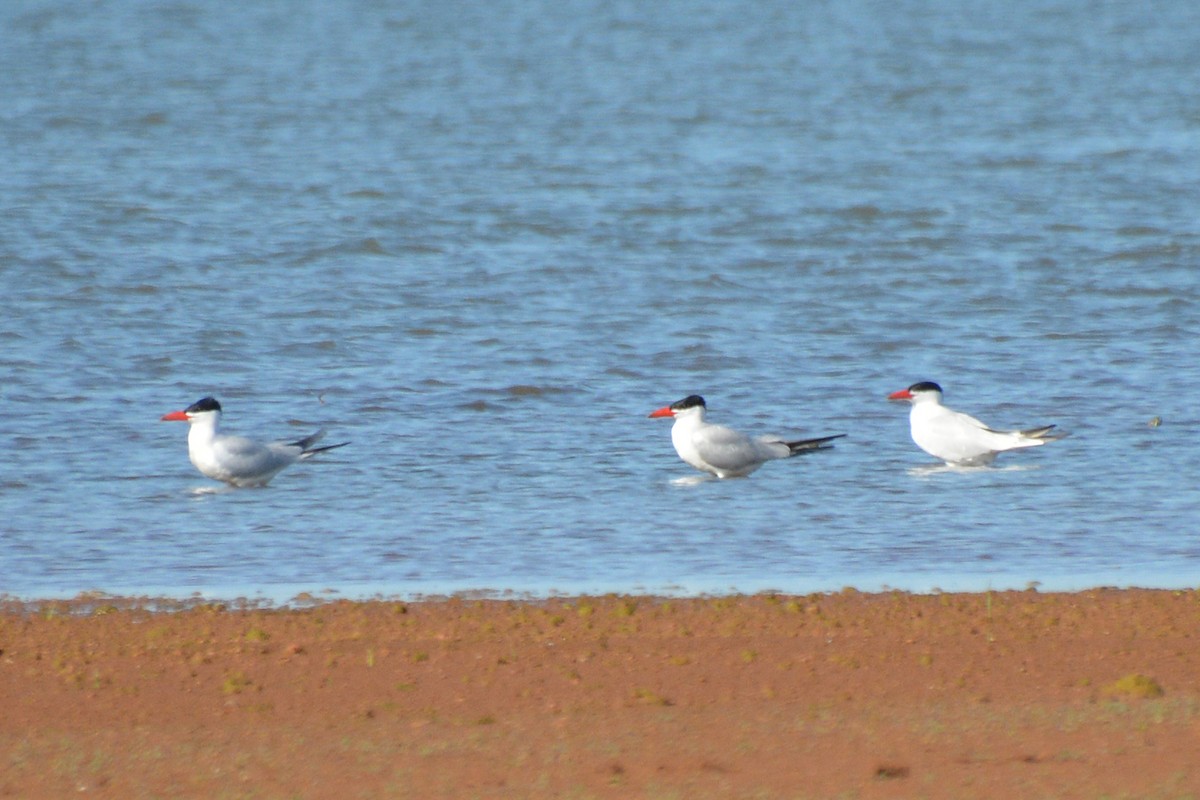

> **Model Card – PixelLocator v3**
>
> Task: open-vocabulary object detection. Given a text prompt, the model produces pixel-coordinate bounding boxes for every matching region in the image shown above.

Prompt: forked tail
[290,429,351,457]
[1018,425,1068,442]
[786,433,846,456]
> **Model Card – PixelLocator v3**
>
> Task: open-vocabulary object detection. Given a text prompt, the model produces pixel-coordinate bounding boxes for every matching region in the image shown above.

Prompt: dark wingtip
[786,433,846,454]
[307,441,350,455]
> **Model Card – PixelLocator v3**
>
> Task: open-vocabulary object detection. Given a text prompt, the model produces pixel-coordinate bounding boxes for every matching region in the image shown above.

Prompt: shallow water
[2,0,1199,600]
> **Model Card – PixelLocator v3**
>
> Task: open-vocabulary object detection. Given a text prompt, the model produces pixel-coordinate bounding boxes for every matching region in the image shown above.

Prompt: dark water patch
[977,156,1045,170]
[1116,225,1167,237]
[393,241,448,255]
[1099,243,1183,263]
[502,384,570,398]
[288,238,390,265]
[272,340,338,356]
[834,204,884,222]
[114,283,161,296]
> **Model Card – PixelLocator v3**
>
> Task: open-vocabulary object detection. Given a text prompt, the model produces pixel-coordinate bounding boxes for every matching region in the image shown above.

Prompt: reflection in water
[669,475,717,487]
[905,464,1044,478]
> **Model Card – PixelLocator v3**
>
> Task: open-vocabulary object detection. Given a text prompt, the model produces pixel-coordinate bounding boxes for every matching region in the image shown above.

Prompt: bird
[161,397,349,487]
[647,395,844,478]
[887,381,1066,466]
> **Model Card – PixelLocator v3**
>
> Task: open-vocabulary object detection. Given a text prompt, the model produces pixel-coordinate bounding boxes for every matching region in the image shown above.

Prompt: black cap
[185,397,222,413]
[671,395,706,411]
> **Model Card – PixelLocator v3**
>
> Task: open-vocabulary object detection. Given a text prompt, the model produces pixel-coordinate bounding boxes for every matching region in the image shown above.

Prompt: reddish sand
[2,589,1199,799]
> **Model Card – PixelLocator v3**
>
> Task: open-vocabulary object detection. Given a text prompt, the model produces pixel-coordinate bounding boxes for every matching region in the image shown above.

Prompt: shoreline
[4,588,1198,797]
[5,569,1196,609]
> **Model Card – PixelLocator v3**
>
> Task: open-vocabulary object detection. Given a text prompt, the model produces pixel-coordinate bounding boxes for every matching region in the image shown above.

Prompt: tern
[161,397,349,487]
[648,395,845,478]
[887,381,1066,466]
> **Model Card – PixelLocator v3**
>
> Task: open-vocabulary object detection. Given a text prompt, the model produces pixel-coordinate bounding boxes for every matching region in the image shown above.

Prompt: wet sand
[3,588,1199,798]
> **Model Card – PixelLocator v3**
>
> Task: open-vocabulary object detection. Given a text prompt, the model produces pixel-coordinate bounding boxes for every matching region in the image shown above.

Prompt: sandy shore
[2,588,1199,799]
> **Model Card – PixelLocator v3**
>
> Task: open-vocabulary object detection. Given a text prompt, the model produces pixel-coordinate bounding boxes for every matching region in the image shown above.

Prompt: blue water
[3,0,1199,601]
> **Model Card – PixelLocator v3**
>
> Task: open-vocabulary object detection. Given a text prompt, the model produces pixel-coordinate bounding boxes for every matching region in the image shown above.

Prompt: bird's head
[161,396,223,424]
[648,394,707,419]
[887,382,943,404]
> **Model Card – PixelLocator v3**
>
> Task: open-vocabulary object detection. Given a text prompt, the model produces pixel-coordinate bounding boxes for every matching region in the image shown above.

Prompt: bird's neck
[187,416,220,450]
[910,398,943,419]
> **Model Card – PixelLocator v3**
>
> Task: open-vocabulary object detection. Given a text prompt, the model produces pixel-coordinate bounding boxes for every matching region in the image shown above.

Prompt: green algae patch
[1103,673,1165,700]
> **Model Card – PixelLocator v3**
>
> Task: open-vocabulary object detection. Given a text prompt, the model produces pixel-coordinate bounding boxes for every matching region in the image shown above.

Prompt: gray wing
[692,425,781,471]
[215,434,301,475]
[955,409,1062,441]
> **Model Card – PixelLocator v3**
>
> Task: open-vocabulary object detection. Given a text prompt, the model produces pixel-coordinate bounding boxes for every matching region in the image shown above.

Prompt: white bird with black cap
[161,397,349,487]
[648,395,844,478]
[887,381,1066,466]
